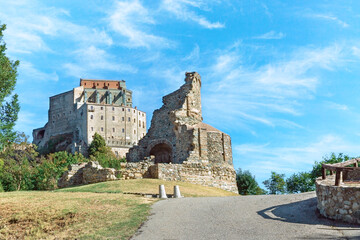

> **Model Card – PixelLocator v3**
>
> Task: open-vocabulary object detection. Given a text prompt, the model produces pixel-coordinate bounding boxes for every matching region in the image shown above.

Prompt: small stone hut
[127,72,237,192]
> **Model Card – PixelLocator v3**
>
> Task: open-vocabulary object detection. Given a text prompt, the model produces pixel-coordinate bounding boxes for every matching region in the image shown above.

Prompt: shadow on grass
[257,197,360,239]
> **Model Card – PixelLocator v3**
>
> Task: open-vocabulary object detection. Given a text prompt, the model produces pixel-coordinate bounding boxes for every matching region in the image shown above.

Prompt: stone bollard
[159,185,167,199]
[173,185,182,198]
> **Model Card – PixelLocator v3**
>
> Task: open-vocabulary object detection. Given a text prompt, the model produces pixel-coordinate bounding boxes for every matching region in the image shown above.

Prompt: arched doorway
[149,143,172,163]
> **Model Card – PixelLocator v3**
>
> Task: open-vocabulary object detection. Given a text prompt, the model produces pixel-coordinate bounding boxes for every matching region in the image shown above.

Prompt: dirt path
[132,192,360,240]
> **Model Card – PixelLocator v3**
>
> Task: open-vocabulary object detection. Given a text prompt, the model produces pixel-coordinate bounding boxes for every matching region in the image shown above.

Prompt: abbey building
[32,79,146,157]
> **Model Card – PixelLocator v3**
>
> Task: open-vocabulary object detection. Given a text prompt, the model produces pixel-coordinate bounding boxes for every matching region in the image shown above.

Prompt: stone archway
[149,143,172,164]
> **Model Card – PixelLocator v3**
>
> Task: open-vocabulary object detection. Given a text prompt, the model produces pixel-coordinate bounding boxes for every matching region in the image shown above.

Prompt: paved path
[132,192,360,240]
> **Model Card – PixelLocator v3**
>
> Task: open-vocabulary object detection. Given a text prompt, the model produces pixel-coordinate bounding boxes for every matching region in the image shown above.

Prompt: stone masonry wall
[316,176,360,224]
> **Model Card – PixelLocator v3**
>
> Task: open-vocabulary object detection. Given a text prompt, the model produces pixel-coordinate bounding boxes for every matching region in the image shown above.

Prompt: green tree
[0,24,20,151]
[310,153,350,184]
[286,172,315,193]
[263,172,286,194]
[236,168,265,195]
[88,133,107,156]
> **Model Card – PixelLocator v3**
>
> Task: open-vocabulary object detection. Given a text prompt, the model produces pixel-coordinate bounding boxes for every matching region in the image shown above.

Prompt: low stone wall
[316,176,360,224]
[58,161,117,188]
[150,162,238,193]
[118,160,155,180]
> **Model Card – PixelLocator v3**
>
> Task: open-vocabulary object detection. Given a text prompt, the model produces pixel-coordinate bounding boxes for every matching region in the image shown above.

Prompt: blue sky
[2,0,360,185]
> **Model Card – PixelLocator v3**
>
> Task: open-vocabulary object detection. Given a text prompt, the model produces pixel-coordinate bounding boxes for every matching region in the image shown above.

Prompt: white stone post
[159,185,167,199]
[174,185,182,198]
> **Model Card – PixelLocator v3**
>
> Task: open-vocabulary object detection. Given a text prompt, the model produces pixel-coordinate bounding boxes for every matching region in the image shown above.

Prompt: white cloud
[234,135,360,182]
[19,61,59,82]
[0,0,113,55]
[63,46,137,78]
[325,101,349,111]
[161,0,225,29]
[108,0,170,48]
[309,13,349,28]
[202,44,344,131]
[254,31,285,40]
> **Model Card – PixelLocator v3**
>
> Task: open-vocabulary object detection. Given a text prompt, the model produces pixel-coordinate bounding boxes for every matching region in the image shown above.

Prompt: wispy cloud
[0,1,113,55]
[254,31,285,40]
[108,0,170,48]
[325,101,349,111]
[19,61,59,82]
[202,44,344,131]
[234,134,360,182]
[308,13,349,28]
[63,46,137,78]
[161,0,225,29]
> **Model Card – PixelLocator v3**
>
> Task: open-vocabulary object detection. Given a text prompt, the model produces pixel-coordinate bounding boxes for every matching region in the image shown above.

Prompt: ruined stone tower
[127,72,237,192]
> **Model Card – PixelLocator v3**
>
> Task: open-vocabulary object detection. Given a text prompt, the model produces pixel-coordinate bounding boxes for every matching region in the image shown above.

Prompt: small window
[97,83,99,86]
[90,115,93,119]
[143,122,145,128]
[122,128,124,133]
[122,117,125,121]
[122,108,124,111]
[91,106,94,110]
[101,107,103,110]
[101,127,104,131]
[128,117,130,122]
[134,130,136,134]
[139,120,141,127]
[113,128,115,132]
[112,116,115,121]
[134,118,136,123]
[91,127,94,131]
[142,113,144,117]
[134,110,135,113]
[128,109,130,112]
[101,115,104,120]
[139,112,140,115]
[112,107,115,111]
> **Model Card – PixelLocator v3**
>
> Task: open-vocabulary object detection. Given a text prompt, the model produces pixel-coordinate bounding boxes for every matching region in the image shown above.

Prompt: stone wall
[316,176,360,224]
[151,163,238,193]
[58,161,117,188]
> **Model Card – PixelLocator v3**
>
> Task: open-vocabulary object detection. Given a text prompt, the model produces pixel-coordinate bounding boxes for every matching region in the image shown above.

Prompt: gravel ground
[132,192,360,240]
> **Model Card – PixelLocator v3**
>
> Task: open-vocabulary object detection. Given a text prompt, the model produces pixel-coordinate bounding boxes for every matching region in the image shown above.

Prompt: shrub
[236,168,265,195]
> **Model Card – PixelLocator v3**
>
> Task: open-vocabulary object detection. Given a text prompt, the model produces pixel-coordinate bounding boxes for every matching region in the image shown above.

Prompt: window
[142,113,144,117]
[101,107,103,110]
[139,120,141,127]
[112,116,115,121]
[139,112,140,115]
[134,110,135,113]
[122,108,124,111]
[122,128,124,133]
[101,127,104,131]
[134,118,136,123]
[90,115,93,119]
[113,128,115,132]
[122,117,125,121]
[128,117,130,122]
[91,127,93,131]
[143,122,145,128]
[112,107,115,111]
[128,108,130,112]
[97,83,99,86]
[134,130,136,134]
[101,115,104,120]
[91,106,94,110]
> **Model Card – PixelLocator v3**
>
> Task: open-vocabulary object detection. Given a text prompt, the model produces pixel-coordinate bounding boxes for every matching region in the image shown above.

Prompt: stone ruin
[126,72,238,192]
[316,158,360,224]
[57,72,238,193]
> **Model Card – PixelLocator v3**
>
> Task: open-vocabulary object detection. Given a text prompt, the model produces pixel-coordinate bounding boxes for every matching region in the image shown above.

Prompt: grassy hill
[0,179,238,239]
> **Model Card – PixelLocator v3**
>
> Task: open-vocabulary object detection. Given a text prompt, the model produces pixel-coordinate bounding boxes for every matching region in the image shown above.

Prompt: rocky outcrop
[58,161,117,188]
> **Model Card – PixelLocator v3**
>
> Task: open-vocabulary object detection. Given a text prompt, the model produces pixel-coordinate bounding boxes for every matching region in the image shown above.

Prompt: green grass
[1,179,237,239]
[57,179,239,197]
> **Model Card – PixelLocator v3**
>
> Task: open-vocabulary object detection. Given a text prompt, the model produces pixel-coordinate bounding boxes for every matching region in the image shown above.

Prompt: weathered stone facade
[126,72,237,192]
[316,176,360,224]
[33,79,146,157]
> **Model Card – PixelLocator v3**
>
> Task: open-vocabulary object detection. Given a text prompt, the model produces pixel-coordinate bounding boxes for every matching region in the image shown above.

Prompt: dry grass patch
[58,179,238,197]
[0,191,155,239]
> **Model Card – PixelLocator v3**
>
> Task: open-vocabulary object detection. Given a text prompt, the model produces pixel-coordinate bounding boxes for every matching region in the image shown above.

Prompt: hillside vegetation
[0,179,237,239]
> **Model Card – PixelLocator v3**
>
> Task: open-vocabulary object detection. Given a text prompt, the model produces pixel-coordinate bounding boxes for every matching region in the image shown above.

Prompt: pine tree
[0,24,20,151]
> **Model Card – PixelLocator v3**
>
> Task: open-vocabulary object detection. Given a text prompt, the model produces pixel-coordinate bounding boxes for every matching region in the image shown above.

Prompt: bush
[286,172,315,193]
[263,172,286,195]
